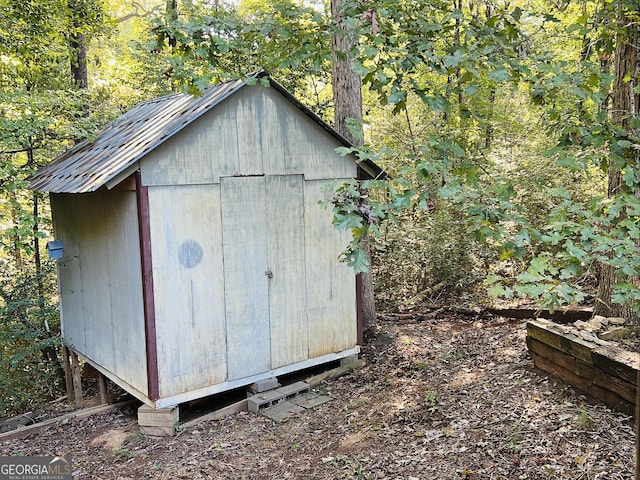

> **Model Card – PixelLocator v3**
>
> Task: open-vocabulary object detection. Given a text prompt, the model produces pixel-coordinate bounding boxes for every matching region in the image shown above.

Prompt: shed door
[221,175,307,381]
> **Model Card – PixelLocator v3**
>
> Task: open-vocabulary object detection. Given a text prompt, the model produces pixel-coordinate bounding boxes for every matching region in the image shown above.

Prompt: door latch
[265,270,273,278]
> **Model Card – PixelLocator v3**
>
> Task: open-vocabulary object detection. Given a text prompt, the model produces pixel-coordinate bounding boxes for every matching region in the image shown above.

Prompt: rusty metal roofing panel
[29,78,247,193]
[29,73,385,193]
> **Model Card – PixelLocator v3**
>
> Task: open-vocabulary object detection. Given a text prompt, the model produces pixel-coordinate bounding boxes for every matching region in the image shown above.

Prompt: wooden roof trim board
[29,73,384,194]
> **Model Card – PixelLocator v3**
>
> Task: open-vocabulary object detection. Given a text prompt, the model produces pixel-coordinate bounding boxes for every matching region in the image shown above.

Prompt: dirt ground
[1,312,636,479]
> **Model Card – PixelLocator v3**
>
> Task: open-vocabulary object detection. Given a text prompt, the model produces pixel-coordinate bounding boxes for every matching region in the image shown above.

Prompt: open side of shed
[31,75,382,411]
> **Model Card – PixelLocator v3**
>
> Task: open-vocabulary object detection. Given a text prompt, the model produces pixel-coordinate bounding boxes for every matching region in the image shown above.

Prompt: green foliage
[0,0,108,90]
[374,204,489,310]
[487,189,640,313]
[349,0,529,115]
[0,262,63,418]
[0,0,125,418]
[148,0,332,100]
[147,0,640,316]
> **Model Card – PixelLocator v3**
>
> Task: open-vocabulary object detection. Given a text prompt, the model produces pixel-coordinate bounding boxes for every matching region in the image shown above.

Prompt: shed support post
[70,349,84,408]
[98,373,110,405]
[61,346,74,404]
[138,405,179,437]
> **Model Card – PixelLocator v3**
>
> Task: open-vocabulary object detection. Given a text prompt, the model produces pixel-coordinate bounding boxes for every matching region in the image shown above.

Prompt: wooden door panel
[221,176,271,380]
[266,175,307,368]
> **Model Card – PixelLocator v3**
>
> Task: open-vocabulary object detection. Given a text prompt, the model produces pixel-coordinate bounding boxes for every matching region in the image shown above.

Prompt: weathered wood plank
[527,319,596,365]
[486,306,592,323]
[304,180,357,358]
[98,373,109,405]
[0,399,137,442]
[135,86,361,186]
[221,177,271,380]
[58,189,146,394]
[61,346,74,408]
[75,191,116,371]
[275,90,357,181]
[259,89,287,175]
[236,90,264,175]
[306,359,366,387]
[266,175,308,368]
[104,191,147,394]
[140,99,240,186]
[50,194,86,353]
[529,348,634,416]
[592,345,639,386]
[70,349,84,408]
[149,185,227,397]
[180,399,249,430]
[528,337,636,404]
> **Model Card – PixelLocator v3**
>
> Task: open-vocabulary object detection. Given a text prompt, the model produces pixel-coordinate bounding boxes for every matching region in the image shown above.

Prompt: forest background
[0,0,638,419]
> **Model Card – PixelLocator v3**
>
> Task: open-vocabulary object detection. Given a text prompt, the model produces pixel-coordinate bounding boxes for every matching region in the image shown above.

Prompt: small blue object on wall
[46,240,64,259]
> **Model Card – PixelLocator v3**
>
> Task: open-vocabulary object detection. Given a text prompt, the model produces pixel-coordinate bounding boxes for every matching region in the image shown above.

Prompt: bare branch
[115,2,151,23]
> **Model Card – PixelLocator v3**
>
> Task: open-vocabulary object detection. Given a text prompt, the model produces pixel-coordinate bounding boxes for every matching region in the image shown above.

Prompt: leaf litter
[0,312,635,479]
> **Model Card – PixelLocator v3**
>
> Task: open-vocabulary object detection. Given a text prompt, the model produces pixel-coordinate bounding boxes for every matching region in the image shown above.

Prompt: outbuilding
[29,73,382,417]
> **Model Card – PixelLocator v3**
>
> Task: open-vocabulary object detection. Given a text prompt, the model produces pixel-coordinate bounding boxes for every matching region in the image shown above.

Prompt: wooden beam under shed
[69,349,84,408]
[61,346,74,406]
[98,373,109,405]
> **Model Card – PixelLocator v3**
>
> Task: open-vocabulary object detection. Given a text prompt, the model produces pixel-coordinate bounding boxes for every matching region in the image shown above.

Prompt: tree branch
[115,2,151,23]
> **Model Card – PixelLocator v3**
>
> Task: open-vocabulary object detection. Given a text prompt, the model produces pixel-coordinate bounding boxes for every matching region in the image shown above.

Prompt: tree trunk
[68,0,88,89]
[331,1,363,145]
[69,32,88,89]
[594,14,639,322]
[331,0,377,336]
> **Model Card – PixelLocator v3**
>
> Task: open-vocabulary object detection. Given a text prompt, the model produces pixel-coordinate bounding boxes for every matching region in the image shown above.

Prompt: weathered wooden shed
[30,74,382,411]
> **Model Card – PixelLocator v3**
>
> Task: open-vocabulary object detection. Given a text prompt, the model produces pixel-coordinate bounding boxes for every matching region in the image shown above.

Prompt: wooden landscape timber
[526,318,639,416]
[0,399,137,442]
[380,305,593,323]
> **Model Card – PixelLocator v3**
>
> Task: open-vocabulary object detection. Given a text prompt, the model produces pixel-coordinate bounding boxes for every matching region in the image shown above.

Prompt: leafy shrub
[0,262,63,419]
[373,202,491,311]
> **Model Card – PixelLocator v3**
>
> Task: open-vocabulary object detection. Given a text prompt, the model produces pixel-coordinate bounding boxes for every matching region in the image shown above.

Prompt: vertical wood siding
[51,195,85,353]
[52,191,148,395]
[140,87,357,186]
[106,192,149,387]
[140,97,241,186]
[304,180,357,357]
[148,185,227,397]
[266,175,307,368]
[221,176,271,380]
[53,83,361,402]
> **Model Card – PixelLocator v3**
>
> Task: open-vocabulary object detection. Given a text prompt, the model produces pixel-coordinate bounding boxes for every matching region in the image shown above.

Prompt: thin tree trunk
[68,0,88,90]
[10,196,23,270]
[331,0,377,336]
[484,87,496,150]
[69,32,88,89]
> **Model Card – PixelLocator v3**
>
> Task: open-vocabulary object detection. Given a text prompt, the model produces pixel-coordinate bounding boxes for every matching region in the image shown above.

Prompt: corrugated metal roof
[29,74,384,193]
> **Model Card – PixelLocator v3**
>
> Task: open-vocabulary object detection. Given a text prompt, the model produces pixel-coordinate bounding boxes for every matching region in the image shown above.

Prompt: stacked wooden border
[527,318,639,416]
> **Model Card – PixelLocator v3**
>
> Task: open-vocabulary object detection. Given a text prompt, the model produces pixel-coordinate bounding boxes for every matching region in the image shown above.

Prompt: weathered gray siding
[304,180,358,357]
[51,191,148,395]
[266,175,308,369]
[140,86,357,186]
[148,185,227,398]
[221,176,271,380]
[50,82,360,406]
[141,84,358,397]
